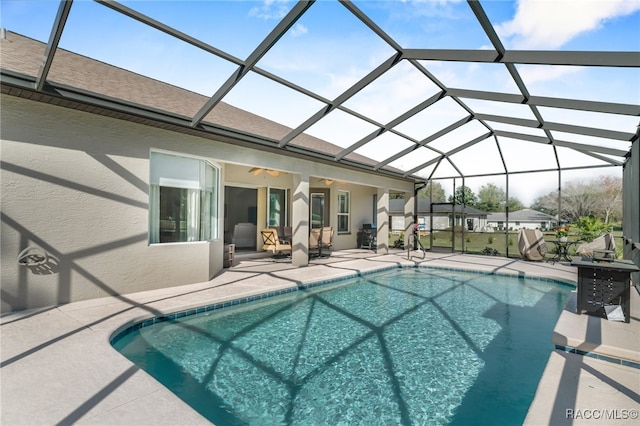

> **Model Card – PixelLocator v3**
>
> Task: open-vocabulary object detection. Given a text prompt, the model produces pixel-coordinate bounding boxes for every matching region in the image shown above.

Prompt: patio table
[548,239,580,263]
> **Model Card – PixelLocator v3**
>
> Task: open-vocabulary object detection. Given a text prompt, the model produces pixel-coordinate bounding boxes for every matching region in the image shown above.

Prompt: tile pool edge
[554,345,640,369]
[109,284,302,345]
[110,263,575,346]
[416,264,577,288]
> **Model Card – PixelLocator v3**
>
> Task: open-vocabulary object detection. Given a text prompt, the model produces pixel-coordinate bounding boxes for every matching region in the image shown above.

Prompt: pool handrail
[407,232,426,260]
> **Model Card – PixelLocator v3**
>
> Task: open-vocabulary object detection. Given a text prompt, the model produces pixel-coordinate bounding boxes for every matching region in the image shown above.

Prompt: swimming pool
[112,267,572,425]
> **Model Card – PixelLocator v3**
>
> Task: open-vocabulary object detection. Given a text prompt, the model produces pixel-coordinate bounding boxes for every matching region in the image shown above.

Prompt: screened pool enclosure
[1,0,638,261]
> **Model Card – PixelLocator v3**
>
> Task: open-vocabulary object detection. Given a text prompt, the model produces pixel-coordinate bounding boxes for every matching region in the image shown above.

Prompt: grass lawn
[393,230,624,260]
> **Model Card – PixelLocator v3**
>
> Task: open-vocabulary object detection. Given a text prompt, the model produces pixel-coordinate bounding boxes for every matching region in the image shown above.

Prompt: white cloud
[517,64,582,85]
[248,0,291,20]
[496,0,640,49]
[290,23,308,37]
[343,61,442,123]
[404,0,466,18]
[259,31,396,99]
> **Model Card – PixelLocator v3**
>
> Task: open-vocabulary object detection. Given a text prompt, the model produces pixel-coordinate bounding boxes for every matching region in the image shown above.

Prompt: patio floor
[1,250,638,425]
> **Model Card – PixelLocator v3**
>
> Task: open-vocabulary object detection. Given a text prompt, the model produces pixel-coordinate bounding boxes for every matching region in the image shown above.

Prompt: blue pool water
[112,268,572,425]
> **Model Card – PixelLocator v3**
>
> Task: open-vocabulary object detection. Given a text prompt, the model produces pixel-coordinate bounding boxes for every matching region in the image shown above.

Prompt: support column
[376,187,389,254]
[257,187,267,248]
[404,191,415,248]
[291,172,310,266]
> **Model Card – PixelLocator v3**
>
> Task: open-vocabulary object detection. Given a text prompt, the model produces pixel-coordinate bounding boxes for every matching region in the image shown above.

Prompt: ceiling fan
[321,178,346,186]
[249,167,281,177]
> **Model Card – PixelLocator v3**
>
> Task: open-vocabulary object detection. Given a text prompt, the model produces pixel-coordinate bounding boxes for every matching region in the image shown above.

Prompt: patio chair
[517,229,548,261]
[261,228,292,256]
[309,228,321,256]
[320,226,334,252]
[283,226,292,242]
[576,232,616,257]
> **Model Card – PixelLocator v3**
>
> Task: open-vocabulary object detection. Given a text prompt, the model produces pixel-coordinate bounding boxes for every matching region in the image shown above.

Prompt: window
[149,151,219,243]
[372,194,377,227]
[311,192,325,228]
[268,188,287,229]
[337,190,350,233]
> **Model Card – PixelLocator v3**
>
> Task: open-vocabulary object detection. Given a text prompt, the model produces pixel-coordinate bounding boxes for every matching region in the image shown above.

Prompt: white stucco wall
[1,95,413,312]
[332,184,378,250]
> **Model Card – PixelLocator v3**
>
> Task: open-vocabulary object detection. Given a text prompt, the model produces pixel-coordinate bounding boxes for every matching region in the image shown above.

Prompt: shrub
[615,246,623,259]
[508,237,513,246]
[488,236,494,244]
[482,246,499,256]
[392,232,405,249]
[576,216,611,240]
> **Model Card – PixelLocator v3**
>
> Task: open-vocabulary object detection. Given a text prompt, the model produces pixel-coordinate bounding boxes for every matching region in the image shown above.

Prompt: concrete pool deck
[1,250,638,425]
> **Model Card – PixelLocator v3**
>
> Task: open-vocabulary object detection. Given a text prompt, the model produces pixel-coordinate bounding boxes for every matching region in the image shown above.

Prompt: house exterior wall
[485,209,556,231]
[486,220,554,230]
[1,96,222,313]
[1,95,413,312]
[335,184,378,250]
[461,217,487,231]
[390,215,451,231]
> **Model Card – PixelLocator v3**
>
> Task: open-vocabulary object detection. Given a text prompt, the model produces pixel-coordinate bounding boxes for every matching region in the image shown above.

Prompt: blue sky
[2,0,639,204]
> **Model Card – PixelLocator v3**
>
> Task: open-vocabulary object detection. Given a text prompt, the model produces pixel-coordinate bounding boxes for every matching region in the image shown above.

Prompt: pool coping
[2,250,638,425]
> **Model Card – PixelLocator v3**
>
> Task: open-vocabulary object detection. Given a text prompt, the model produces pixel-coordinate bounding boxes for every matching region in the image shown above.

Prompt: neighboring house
[1,32,416,313]
[486,208,557,230]
[389,199,488,232]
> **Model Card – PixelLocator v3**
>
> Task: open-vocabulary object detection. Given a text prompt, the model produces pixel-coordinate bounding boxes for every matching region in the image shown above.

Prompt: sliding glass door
[311,189,330,229]
[311,193,324,228]
[268,188,287,230]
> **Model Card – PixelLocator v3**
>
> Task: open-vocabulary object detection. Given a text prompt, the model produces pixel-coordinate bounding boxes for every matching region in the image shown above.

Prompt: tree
[531,191,558,217]
[448,185,477,206]
[476,183,505,212]
[474,183,524,212]
[561,181,602,222]
[594,176,622,223]
[507,197,524,212]
[529,175,622,223]
[418,181,446,201]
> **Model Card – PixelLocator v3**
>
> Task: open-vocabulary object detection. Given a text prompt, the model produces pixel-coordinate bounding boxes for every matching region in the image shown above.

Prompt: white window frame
[149,150,220,244]
[337,190,350,234]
